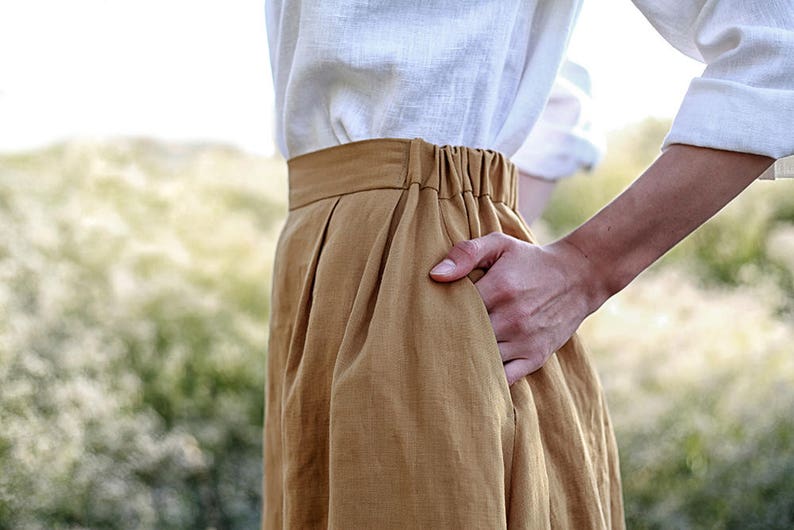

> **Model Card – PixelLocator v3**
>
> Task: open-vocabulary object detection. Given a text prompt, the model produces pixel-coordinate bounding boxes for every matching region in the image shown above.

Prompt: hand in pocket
[429,232,607,385]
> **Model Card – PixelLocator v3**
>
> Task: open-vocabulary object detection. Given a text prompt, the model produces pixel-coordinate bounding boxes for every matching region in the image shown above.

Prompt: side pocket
[461,274,514,407]
[438,198,513,407]
[461,273,517,516]
[437,195,517,515]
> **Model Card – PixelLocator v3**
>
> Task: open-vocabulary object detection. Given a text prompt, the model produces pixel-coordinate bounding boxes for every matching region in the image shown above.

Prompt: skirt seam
[290,185,515,212]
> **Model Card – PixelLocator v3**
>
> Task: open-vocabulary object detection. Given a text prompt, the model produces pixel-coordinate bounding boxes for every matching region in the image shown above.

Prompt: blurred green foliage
[1,128,793,528]
[581,269,794,529]
[0,140,286,529]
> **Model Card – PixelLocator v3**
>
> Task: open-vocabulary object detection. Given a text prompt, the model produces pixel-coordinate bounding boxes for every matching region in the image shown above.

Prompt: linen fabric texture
[264,138,624,529]
[266,0,794,161]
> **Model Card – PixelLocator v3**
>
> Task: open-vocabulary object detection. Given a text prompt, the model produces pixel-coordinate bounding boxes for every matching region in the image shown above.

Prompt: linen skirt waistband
[286,137,518,210]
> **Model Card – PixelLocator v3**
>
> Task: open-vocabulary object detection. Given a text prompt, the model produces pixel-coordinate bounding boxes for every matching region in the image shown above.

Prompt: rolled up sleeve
[633,0,794,160]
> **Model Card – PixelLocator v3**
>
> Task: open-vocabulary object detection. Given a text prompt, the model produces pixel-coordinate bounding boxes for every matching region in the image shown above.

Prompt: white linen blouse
[265,0,794,163]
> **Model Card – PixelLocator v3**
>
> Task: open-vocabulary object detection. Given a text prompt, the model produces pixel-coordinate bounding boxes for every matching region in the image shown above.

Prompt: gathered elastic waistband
[286,137,518,210]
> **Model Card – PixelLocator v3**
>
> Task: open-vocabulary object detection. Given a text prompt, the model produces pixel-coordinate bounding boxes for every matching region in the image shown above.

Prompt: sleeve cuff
[663,77,794,160]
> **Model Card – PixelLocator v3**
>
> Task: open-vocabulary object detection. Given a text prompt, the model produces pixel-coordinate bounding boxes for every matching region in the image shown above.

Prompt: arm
[430,145,773,384]
[430,1,792,384]
[562,143,774,307]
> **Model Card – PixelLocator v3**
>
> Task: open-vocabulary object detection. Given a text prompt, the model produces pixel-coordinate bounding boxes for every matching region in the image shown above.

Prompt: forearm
[560,143,775,309]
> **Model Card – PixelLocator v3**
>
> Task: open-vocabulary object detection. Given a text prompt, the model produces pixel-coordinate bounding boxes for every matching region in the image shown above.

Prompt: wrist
[547,237,614,315]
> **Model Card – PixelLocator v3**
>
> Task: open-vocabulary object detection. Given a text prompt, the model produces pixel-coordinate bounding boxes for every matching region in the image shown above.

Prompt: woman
[263,1,793,528]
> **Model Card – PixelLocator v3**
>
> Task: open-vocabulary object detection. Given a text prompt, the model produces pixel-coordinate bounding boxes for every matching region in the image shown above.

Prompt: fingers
[429,232,513,282]
[504,358,542,386]
[498,337,553,383]
[496,336,543,364]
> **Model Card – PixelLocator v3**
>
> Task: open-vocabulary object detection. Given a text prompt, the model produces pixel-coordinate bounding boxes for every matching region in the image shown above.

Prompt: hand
[429,233,607,385]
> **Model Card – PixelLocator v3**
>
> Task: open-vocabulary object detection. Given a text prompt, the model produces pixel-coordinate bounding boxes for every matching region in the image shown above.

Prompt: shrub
[583,269,794,529]
[0,139,287,529]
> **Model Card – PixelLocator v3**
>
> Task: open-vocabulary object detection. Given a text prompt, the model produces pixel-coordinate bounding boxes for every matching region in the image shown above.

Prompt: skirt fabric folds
[264,137,624,529]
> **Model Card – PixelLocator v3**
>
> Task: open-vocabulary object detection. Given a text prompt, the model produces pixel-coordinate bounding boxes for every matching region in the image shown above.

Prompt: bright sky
[0,1,703,156]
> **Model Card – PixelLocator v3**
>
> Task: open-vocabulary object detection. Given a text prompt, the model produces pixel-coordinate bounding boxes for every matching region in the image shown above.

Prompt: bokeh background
[2,1,793,529]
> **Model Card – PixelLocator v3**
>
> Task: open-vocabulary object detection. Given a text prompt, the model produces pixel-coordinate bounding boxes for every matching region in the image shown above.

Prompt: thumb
[429,232,511,282]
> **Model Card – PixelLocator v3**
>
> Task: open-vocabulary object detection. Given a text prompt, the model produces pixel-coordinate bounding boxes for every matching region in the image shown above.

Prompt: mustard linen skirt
[264,138,624,529]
